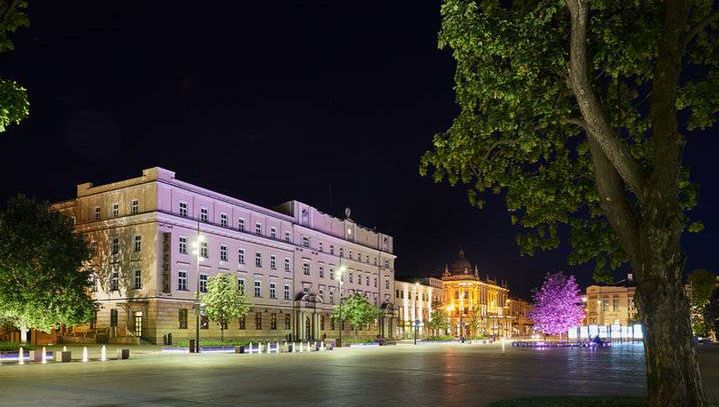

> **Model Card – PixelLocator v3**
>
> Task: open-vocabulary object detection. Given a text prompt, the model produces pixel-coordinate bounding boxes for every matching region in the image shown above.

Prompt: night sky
[1,2,717,299]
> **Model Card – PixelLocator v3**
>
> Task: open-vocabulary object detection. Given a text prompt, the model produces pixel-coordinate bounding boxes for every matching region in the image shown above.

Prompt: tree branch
[684,10,718,49]
[566,0,645,196]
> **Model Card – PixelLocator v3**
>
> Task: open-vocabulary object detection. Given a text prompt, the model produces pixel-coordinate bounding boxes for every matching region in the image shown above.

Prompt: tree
[688,269,716,336]
[0,1,30,133]
[332,293,378,336]
[420,1,718,404]
[529,273,585,338]
[200,273,250,341]
[467,304,485,338]
[0,195,96,333]
[428,307,450,335]
[704,289,719,339]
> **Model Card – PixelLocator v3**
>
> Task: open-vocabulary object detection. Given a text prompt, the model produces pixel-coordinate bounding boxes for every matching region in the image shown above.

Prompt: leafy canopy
[0,1,30,133]
[200,273,250,338]
[332,293,378,334]
[0,195,95,332]
[428,307,450,332]
[420,0,718,281]
[529,272,585,336]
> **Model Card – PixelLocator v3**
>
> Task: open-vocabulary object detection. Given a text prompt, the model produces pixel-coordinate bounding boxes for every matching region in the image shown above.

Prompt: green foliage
[0,1,30,133]
[420,0,718,281]
[0,341,35,352]
[688,269,716,336]
[425,335,455,342]
[200,273,250,341]
[0,195,96,332]
[173,339,263,348]
[332,293,379,334]
[467,304,485,337]
[428,307,450,333]
[704,289,719,337]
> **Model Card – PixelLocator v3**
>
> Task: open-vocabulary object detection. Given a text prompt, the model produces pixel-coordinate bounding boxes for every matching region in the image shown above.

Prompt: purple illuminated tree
[529,272,585,338]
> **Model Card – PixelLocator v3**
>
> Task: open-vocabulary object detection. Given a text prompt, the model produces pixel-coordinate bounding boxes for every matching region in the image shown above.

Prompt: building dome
[449,249,473,275]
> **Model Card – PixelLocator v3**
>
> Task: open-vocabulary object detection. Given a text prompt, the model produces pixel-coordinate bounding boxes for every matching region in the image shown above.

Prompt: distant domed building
[441,249,511,338]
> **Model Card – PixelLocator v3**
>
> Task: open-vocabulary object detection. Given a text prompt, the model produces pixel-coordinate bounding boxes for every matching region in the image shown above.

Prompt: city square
[4,343,718,407]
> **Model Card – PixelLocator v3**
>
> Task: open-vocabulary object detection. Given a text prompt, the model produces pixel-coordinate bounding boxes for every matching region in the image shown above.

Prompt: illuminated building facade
[583,277,637,326]
[394,278,443,338]
[52,167,397,344]
[441,250,511,338]
[509,298,534,338]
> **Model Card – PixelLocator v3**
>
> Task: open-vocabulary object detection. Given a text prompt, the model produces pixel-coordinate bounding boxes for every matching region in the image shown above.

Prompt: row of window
[93,199,140,221]
[109,235,143,256]
[100,269,142,292]
[177,310,344,331]
[395,290,431,301]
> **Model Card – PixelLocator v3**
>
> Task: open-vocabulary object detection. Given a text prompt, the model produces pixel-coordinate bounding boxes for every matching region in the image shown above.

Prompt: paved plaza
[1,343,717,406]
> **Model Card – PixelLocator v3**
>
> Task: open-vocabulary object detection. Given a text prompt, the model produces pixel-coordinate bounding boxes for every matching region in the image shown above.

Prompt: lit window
[112,203,119,218]
[178,271,188,291]
[255,252,262,267]
[179,202,188,217]
[200,208,208,223]
[270,254,277,270]
[270,227,277,239]
[199,274,208,293]
[133,235,142,252]
[254,281,261,298]
[133,269,142,289]
[220,213,228,227]
[239,248,245,264]
[238,218,245,231]
[303,262,310,275]
[284,284,290,300]
[130,199,139,214]
[220,245,228,261]
[284,258,290,272]
[179,237,187,254]
[270,283,277,299]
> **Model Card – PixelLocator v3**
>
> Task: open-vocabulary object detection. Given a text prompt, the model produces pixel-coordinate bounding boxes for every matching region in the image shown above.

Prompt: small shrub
[0,342,36,352]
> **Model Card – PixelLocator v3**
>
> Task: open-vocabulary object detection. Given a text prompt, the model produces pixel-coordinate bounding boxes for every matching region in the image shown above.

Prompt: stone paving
[0,342,717,406]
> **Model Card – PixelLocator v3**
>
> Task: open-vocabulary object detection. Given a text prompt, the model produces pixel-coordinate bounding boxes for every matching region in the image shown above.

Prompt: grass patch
[424,335,455,341]
[172,339,271,347]
[0,342,36,352]
[486,396,646,407]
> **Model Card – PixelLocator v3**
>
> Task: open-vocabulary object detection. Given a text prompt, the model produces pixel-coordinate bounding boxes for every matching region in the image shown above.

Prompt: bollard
[293,342,297,353]
[82,347,88,363]
[101,345,107,362]
[59,350,72,363]
[18,347,24,365]
[42,347,47,364]
[62,346,67,352]
[267,342,271,354]
[117,348,130,360]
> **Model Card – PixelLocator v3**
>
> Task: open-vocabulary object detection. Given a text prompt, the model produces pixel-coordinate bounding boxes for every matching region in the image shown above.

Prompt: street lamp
[335,265,347,347]
[191,231,206,353]
[413,282,419,345]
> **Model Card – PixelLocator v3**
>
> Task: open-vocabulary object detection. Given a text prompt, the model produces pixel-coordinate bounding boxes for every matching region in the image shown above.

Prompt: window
[255,312,262,330]
[179,237,187,254]
[178,271,188,291]
[329,290,334,304]
[111,237,119,255]
[238,218,245,231]
[201,315,209,329]
[395,289,400,298]
[349,273,353,283]
[133,269,142,289]
[303,262,310,276]
[331,317,335,331]
[130,199,139,214]
[270,314,277,330]
[239,316,246,330]
[110,271,119,291]
[339,247,344,257]
[110,309,118,327]
[200,274,208,293]
[200,208,209,223]
[384,260,390,268]
[255,252,262,267]
[319,266,324,279]
[374,257,377,266]
[200,241,208,259]
[89,273,97,292]
[349,250,353,259]
[366,275,370,286]
[285,314,291,329]
[270,254,277,270]
[284,258,290,272]
[133,235,142,252]
[220,245,228,261]
[179,309,188,329]
[220,213,228,227]
[358,273,362,285]
[374,277,378,288]
[320,316,325,330]
[254,281,261,297]
[385,277,390,289]
[237,278,245,295]
[319,242,323,252]
[284,284,290,300]
[330,245,335,255]
[255,223,262,235]
[94,207,101,220]
[239,248,245,264]
[302,236,309,248]
[284,231,290,242]
[366,255,370,263]
[179,202,188,217]
[269,282,277,299]
[112,203,119,218]
[270,227,277,239]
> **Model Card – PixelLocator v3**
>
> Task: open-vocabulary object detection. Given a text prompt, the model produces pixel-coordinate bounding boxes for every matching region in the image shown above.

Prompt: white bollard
[101,345,107,362]
[293,342,297,353]
[82,346,88,363]
[41,347,47,364]
[62,346,67,352]
[18,347,24,365]
[266,342,270,354]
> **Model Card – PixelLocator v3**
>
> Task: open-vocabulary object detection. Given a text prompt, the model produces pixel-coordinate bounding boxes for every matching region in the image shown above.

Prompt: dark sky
[1,2,717,299]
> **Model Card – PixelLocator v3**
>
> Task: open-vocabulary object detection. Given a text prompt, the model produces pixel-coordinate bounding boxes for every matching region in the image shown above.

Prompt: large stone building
[508,298,534,338]
[583,275,637,326]
[394,277,443,338]
[441,250,512,338]
[52,167,398,344]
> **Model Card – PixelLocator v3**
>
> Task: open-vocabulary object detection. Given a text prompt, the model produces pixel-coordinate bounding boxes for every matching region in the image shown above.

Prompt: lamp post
[335,265,347,347]
[413,282,419,345]
[191,228,206,353]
